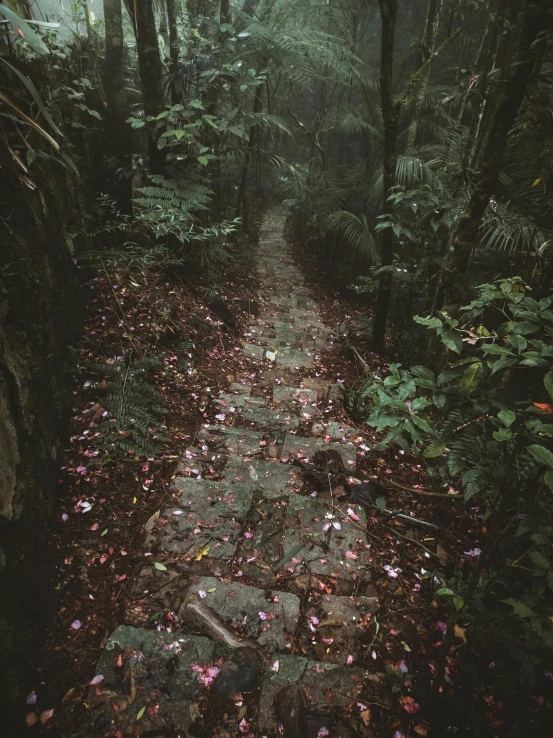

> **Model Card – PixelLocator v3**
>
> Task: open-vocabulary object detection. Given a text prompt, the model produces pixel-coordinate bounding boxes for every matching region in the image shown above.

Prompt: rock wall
[0,159,88,718]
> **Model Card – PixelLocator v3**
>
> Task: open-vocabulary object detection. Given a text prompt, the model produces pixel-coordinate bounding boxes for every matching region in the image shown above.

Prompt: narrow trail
[88,210,379,737]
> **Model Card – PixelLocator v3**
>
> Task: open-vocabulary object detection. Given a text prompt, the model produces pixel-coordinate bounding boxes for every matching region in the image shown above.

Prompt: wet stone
[155,478,251,560]
[222,456,300,499]
[273,385,318,407]
[282,495,370,593]
[237,403,300,430]
[275,347,314,370]
[243,342,264,360]
[87,625,215,736]
[198,425,263,456]
[258,654,367,736]
[187,577,300,652]
[326,421,358,440]
[212,646,264,699]
[281,434,357,468]
[214,392,268,410]
[228,383,253,394]
[309,594,379,664]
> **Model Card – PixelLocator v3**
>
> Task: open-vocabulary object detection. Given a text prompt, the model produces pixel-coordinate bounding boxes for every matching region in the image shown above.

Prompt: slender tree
[134,0,166,173]
[442,0,546,311]
[103,0,132,213]
[372,0,399,353]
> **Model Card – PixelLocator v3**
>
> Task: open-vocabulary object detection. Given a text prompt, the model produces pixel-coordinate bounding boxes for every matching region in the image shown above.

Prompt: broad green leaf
[511,321,540,335]
[414,315,443,330]
[453,596,464,611]
[197,155,209,165]
[435,587,455,596]
[375,497,386,511]
[545,371,553,401]
[528,551,549,569]
[504,598,533,618]
[153,562,167,571]
[507,334,527,351]
[498,409,516,428]
[528,445,553,469]
[0,58,62,136]
[423,440,447,458]
[545,469,553,492]
[0,3,49,55]
[459,362,483,396]
[411,413,435,435]
[493,428,512,442]
[441,329,462,355]
[482,344,513,356]
[188,99,204,109]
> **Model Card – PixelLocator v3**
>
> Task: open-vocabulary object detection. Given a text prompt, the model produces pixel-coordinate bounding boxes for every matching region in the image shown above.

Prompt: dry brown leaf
[414,725,428,736]
[360,708,371,726]
[144,509,160,533]
[454,624,467,644]
[436,543,449,564]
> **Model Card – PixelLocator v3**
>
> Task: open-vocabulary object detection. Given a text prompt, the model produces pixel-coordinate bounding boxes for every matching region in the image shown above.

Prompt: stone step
[281,434,357,468]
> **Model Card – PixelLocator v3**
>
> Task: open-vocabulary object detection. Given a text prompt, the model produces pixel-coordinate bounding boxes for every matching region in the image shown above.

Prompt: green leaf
[503,598,534,618]
[459,362,483,396]
[498,409,516,428]
[507,334,527,351]
[544,469,553,492]
[528,445,553,469]
[136,706,146,720]
[453,596,464,611]
[423,440,447,458]
[0,58,62,136]
[493,428,512,442]
[197,155,209,165]
[435,587,455,596]
[511,321,540,335]
[188,98,204,109]
[482,344,513,356]
[153,562,167,571]
[0,3,50,55]
[528,551,549,570]
[441,329,463,355]
[375,496,386,511]
[411,413,435,435]
[544,371,553,402]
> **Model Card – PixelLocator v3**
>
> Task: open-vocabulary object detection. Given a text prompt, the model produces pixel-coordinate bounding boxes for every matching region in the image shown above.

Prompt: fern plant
[93,356,169,458]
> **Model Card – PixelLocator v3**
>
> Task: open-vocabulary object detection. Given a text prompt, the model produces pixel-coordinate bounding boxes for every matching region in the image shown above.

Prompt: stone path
[88,211,380,737]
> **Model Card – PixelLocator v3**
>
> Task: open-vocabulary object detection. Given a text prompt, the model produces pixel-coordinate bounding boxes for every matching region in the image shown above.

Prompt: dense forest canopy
[1,0,553,736]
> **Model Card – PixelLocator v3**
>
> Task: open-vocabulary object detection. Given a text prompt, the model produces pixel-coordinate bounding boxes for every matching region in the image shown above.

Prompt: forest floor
[28,209,520,738]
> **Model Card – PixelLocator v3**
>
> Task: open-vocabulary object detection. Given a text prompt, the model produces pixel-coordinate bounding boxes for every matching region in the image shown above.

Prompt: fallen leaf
[195,546,210,561]
[454,624,467,644]
[533,402,553,414]
[40,709,54,724]
[144,510,160,533]
[153,562,167,571]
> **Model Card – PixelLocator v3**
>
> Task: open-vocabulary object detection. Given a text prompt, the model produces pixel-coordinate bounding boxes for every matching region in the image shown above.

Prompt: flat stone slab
[243,342,264,359]
[275,347,314,369]
[308,594,379,664]
[273,385,318,406]
[237,403,300,430]
[228,383,253,394]
[281,434,357,468]
[258,654,368,735]
[282,495,369,591]
[198,425,263,456]
[186,577,300,652]
[87,625,215,735]
[222,456,301,498]
[214,393,268,410]
[326,421,358,440]
[155,478,251,560]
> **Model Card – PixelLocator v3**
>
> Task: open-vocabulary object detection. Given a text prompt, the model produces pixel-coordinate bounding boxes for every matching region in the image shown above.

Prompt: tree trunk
[455,8,491,124]
[236,84,263,230]
[372,0,399,353]
[442,0,544,312]
[103,0,132,213]
[134,0,166,173]
[461,0,508,174]
[406,0,442,150]
[220,0,231,25]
